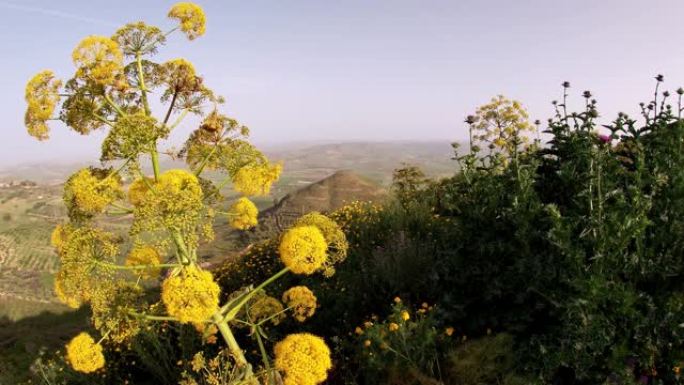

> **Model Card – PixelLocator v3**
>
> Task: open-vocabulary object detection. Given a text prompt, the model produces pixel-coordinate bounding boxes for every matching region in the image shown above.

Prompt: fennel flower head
[279,226,328,275]
[227,197,258,230]
[65,332,105,373]
[249,294,285,325]
[232,162,282,196]
[72,35,124,86]
[274,333,332,385]
[161,265,220,324]
[168,2,206,40]
[24,70,61,140]
[282,286,317,322]
[64,168,123,218]
[294,212,348,276]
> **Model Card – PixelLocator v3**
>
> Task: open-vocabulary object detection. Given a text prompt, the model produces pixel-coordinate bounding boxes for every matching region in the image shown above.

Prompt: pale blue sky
[3,0,684,165]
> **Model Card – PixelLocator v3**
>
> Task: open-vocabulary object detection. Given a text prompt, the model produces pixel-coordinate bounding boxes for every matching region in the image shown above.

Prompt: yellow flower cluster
[161,266,220,324]
[72,35,124,85]
[294,212,348,276]
[249,294,285,325]
[471,95,534,155]
[24,70,61,140]
[282,286,317,322]
[54,226,118,307]
[128,177,153,206]
[125,245,163,279]
[161,58,201,94]
[274,333,332,385]
[65,332,105,373]
[101,112,165,160]
[227,197,259,230]
[168,2,206,40]
[64,168,123,218]
[90,281,143,343]
[279,226,328,275]
[132,170,204,243]
[232,162,282,196]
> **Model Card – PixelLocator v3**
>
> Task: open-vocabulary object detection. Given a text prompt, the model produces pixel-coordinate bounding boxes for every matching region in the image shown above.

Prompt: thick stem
[254,326,274,384]
[213,314,249,367]
[151,149,161,181]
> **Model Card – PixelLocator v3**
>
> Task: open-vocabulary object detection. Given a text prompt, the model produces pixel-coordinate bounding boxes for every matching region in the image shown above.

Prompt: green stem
[104,94,125,116]
[93,259,181,270]
[151,149,161,181]
[221,268,290,321]
[170,230,190,264]
[136,51,151,116]
[254,326,273,384]
[213,314,249,367]
[129,311,180,322]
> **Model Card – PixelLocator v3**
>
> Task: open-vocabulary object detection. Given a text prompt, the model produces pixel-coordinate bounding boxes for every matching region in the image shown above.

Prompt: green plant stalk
[136,51,151,116]
[254,326,274,384]
[151,149,161,181]
[94,259,181,270]
[212,313,249,368]
[170,229,191,264]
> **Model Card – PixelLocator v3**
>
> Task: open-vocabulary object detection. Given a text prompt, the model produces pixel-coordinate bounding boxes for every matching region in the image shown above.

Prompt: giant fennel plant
[24,3,347,385]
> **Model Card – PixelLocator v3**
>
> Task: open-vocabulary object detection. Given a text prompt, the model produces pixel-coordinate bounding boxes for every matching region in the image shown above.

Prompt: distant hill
[0,141,458,186]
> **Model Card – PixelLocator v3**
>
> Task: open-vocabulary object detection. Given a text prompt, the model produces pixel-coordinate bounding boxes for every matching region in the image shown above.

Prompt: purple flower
[598,134,612,143]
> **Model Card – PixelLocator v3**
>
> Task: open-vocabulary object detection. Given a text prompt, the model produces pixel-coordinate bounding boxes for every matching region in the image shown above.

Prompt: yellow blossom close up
[65,332,105,373]
[279,226,328,275]
[161,266,220,324]
[274,333,332,385]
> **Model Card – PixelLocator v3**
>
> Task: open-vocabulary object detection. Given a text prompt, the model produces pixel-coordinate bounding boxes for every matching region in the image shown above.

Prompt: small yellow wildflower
[274,333,332,385]
[168,2,206,40]
[445,327,454,336]
[282,286,317,322]
[401,311,410,321]
[161,266,220,324]
[363,339,371,347]
[393,296,401,303]
[674,366,681,375]
[65,332,105,373]
[354,327,363,335]
[232,162,282,196]
[227,197,258,230]
[388,322,399,332]
[279,226,327,275]
[72,35,123,85]
[125,246,162,279]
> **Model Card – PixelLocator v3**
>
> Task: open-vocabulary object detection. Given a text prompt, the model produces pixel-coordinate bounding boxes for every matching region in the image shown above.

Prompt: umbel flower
[274,333,332,385]
[294,212,348,276]
[127,177,153,206]
[101,112,167,160]
[279,226,328,275]
[227,197,258,230]
[125,245,162,279]
[65,332,105,373]
[168,2,206,40]
[24,70,61,140]
[282,286,317,322]
[248,294,285,325]
[63,167,123,220]
[161,265,220,324]
[232,162,282,196]
[72,35,124,86]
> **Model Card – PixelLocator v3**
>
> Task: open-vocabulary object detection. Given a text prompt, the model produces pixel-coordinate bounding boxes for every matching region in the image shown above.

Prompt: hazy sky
[3,0,684,166]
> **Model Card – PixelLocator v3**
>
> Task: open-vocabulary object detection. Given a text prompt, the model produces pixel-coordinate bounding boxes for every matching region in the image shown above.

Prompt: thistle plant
[24,3,347,384]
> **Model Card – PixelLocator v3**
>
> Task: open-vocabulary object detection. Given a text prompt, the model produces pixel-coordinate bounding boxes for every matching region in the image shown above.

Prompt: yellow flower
[363,339,371,347]
[168,2,206,40]
[125,246,162,279]
[293,212,348,275]
[279,226,327,275]
[388,322,399,332]
[445,327,454,336]
[282,286,317,322]
[72,35,124,85]
[354,327,363,335]
[24,70,61,140]
[50,223,73,254]
[249,294,285,325]
[161,266,220,324]
[401,311,410,321]
[232,162,282,196]
[393,296,401,303]
[128,177,152,206]
[227,197,258,230]
[64,168,123,218]
[65,332,105,373]
[160,58,200,93]
[274,333,332,385]
[54,270,81,309]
